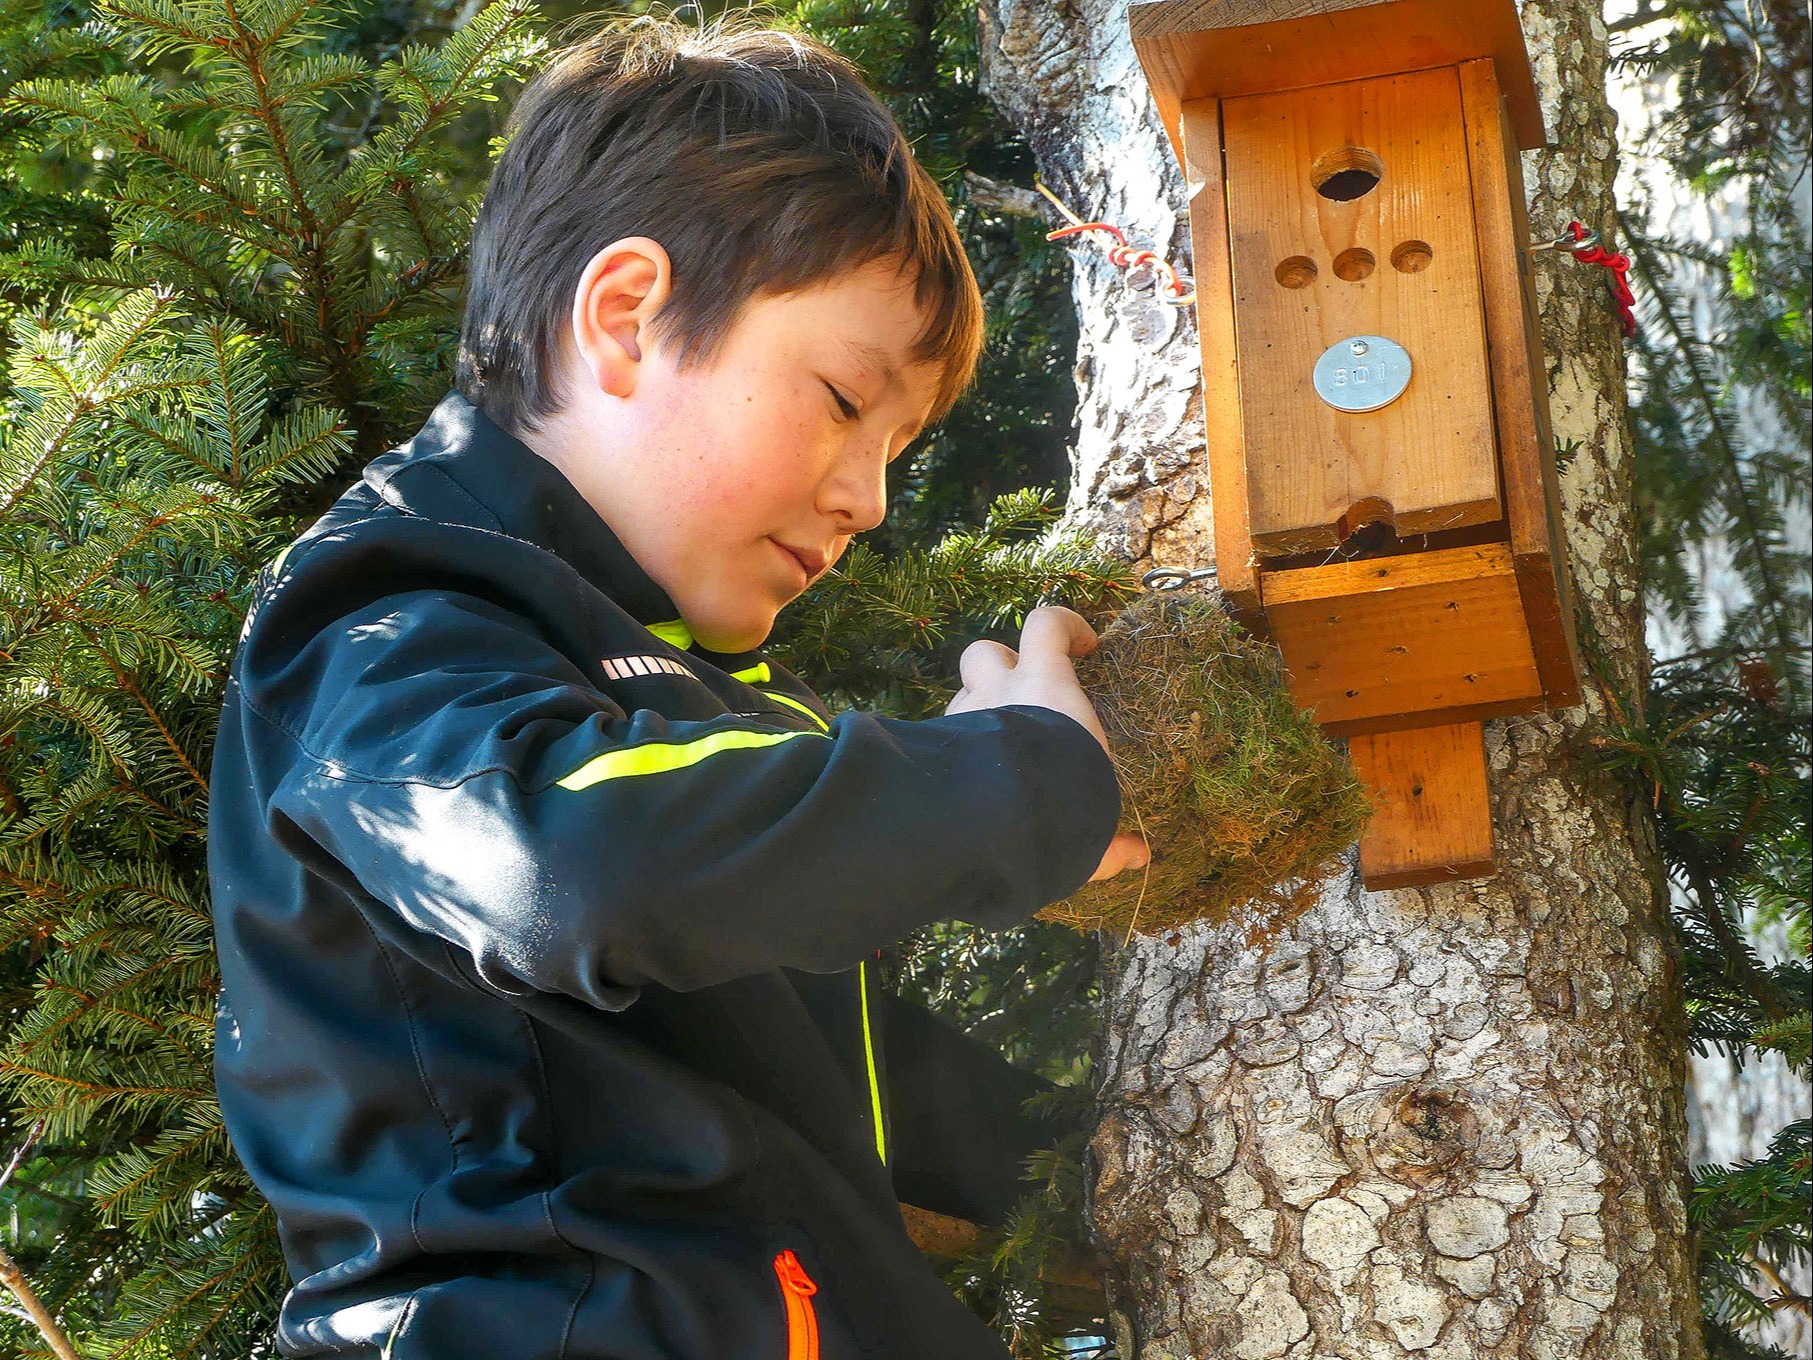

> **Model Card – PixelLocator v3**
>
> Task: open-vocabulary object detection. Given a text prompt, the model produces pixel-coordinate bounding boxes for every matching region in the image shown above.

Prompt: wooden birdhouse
[1128,0,1583,888]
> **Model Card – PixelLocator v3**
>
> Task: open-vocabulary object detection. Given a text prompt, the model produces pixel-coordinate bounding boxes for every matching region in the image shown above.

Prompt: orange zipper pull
[774,1248,817,1296]
[772,1249,820,1360]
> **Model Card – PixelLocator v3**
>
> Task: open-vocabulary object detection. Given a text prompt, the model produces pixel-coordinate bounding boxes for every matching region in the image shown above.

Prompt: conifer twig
[1747,1250,1813,1317]
[0,1251,83,1360]
[0,1120,85,1360]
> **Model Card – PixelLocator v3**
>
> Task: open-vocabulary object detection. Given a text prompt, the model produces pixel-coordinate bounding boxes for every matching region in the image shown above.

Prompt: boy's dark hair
[456,7,986,438]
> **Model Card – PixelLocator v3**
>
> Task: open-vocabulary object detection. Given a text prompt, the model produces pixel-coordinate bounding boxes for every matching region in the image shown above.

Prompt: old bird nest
[1039,590,1371,940]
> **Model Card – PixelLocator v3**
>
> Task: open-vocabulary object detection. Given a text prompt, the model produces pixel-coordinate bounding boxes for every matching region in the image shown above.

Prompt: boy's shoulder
[244,466,594,677]
[256,392,617,622]
[236,391,834,736]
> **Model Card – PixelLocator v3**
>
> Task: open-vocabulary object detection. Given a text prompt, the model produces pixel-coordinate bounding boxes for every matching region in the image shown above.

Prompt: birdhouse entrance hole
[1336,497,1398,544]
[1311,144,1384,200]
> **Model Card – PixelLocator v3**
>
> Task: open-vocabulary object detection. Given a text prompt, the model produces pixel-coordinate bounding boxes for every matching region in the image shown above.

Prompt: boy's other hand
[944,605,1151,883]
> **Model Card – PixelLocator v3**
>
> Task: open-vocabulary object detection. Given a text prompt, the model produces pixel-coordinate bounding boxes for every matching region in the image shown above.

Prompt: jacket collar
[364,390,710,651]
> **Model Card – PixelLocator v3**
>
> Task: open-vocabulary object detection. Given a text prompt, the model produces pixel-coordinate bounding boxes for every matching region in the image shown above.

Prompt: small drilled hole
[1333,247,1375,282]
[1392,240,1434,272]
[1275,255,1318,289]
[1311,145,1384,201]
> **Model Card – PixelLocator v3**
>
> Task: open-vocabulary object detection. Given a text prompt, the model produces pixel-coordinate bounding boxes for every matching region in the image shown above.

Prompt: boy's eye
[825,382,859,420]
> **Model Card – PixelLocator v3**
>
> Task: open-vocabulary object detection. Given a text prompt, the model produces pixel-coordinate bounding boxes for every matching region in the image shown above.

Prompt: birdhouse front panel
[1223,65,1501,557]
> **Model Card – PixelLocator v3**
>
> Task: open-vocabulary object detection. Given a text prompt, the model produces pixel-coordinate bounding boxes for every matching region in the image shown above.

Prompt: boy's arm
[882,993,1080,1229]
[238,527,1120,1012]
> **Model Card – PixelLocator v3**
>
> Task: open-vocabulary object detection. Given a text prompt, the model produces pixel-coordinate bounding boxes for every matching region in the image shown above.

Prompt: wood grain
[1458,56,1584,708]
[1222,66,1501,553]
[1265,543,1545,731]
[1349,721,1497,887]
[1127,0,1547,160]
[1178,97,1262,618]
[1263,542,1512,603]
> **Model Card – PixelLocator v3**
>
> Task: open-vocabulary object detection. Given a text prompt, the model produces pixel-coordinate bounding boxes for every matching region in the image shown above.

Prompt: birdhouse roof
[1128,0,1546,163]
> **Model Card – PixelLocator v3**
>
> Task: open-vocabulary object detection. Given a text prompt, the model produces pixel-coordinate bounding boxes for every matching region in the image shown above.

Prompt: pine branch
[0,3,544,1343]
[0,1246,85,1359]
[1625,212,1802,676]
[1677,856,1795,1026]
[0,1121,85,1360]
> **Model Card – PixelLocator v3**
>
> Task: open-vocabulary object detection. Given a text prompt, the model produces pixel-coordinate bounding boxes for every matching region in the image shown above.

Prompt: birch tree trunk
[974,2,1705,1356]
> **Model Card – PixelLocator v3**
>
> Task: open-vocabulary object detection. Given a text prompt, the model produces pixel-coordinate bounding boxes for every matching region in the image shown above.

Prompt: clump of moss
[1039,590,1371,940]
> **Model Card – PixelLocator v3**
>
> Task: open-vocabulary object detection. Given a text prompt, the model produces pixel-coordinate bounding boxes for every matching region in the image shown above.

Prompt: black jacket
[207,390,1122,1359]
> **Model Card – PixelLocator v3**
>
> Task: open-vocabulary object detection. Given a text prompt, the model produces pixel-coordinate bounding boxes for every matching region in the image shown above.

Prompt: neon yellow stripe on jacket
[729,662,829,733]
[555,727,824,791]
[859,960,887,1164]
[762,690,830,733]
[648,619,693,650]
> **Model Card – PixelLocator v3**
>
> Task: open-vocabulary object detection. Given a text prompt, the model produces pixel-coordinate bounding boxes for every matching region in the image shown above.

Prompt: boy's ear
[569,236,673,400]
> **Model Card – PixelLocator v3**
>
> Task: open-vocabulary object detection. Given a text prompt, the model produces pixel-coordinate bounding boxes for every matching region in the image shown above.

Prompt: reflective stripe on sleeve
[727,662,830,733]
[601,654,695,680]
[762,690,830,733]
[555,727,826,791]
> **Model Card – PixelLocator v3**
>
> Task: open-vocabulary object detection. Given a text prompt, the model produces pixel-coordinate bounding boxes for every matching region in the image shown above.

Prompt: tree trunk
[975,2,1705,1356]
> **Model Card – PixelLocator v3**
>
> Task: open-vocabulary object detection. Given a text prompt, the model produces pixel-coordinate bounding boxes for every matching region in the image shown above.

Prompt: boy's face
[536,243,944,654]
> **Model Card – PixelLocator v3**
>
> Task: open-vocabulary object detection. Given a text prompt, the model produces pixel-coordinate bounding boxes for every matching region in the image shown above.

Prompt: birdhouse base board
[1265,542,1545,734]
[1350,722,1497,889]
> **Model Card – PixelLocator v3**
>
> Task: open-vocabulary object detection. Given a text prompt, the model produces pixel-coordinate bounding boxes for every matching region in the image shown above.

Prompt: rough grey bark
[974,2,1705,1356]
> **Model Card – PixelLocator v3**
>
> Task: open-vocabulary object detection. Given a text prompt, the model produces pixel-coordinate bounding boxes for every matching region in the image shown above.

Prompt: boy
[208,11,1148,1359]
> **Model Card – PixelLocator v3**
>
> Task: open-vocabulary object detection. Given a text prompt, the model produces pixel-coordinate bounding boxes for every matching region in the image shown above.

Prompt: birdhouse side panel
[1178,96,1262,619]
[1223,65,1502,555]
[1458,57,1584,709]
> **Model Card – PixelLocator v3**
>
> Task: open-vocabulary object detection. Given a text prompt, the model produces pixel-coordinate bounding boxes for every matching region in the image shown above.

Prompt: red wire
[1046,221,1194,302]
[1565,220,1636,338]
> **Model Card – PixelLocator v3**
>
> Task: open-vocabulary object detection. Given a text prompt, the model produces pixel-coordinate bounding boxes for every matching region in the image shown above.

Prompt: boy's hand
[944,605,1151,884]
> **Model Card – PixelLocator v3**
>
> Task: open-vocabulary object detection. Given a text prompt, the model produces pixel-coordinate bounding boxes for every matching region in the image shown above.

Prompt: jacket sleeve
[881,992,1082,1228]
[236,544,1121,1014]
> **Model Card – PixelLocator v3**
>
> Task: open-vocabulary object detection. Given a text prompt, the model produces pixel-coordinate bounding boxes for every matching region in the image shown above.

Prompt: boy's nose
[821,442,889,535]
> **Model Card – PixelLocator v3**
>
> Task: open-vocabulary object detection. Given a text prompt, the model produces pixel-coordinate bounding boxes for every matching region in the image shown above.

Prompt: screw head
[1349,339,1370,356]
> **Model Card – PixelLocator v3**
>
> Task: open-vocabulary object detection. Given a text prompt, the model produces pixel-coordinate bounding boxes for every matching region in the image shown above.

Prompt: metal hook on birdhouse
[1142,565,1218,590]
[1528,225,1601,254]
[1527,218,1637,338]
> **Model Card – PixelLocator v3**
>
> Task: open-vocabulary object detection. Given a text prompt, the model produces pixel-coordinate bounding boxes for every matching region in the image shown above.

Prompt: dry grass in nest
[1038,590,1372,940]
